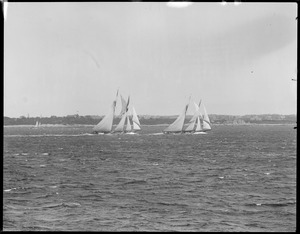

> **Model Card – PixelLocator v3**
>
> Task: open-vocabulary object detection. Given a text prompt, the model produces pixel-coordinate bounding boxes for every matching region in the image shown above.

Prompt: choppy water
[3,125,296,231]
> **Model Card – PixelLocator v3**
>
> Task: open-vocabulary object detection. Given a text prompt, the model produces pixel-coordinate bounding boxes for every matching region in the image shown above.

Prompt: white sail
[132,106,141,131]
[185,118,197,132]
[93,91,118,133]
[195,116,203,132]
[125,115,132,132]
[114,112,127,132]
[35,121,39,127]
[119,94,127,116]
[185,101,202,132]
[202,103,211,131]
[163,103,189,133]
[114,95,130,133]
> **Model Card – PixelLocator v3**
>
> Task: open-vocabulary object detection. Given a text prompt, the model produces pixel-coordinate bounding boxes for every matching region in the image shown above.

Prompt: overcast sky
[4,2,297,117]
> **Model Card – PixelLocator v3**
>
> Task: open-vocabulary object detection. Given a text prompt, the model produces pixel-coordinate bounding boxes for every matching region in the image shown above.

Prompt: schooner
[163,98,212,134]
[92,91,142,134]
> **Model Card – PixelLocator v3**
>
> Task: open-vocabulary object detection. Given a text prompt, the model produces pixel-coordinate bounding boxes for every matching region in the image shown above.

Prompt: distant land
[3,114,297,126]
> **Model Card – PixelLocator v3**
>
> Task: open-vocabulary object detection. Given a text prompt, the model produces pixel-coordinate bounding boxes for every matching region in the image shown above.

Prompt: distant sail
[202,103,211,131]
[93,91,118,133]
[195,116,203,132]
[114,95,130,133]
[188,102,200,123]
[185,101,203,132]
[185,118,197,132]
[163,103,189,133]
[132,106,141,131]
[125,114,132,132]
[35,121,39,127]
[119,94,127,116]
[114,113,127,132]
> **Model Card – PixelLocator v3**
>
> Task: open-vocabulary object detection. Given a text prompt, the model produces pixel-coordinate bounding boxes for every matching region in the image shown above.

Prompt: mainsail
[93,91,118,133]
[163,103,189,133]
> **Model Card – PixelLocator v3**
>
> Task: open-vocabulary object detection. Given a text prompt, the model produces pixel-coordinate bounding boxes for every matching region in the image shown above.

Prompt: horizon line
[4,113,297,118]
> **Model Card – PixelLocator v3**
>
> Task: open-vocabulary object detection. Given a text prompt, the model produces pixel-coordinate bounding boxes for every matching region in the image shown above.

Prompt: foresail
[203,120,211,130]
[164,104,188,133]
[132,106,141,131]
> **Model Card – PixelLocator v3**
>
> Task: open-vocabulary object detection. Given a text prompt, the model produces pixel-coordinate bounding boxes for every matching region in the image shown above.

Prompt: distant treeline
[3,114,297,126]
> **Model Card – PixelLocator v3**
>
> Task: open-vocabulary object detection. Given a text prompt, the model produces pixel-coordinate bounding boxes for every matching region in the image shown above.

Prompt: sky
[4,2,297,117]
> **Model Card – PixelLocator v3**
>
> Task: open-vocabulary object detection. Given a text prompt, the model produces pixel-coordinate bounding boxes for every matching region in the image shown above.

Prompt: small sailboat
[92,90,118,134]
[34,120,42,128]
[163,100,189,134]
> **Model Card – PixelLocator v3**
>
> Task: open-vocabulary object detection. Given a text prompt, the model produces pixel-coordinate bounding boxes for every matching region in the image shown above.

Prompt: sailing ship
[92,91,142,134]
[185,100,212,134]
[113,95,142,134]
[34,120,42,128]
[163,98,212,134]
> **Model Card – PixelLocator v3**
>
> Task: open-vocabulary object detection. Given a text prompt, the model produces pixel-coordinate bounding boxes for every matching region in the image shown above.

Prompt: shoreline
[3,123,296,127]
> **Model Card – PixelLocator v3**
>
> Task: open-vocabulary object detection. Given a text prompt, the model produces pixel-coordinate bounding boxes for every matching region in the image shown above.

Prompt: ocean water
[3,124,296,231]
